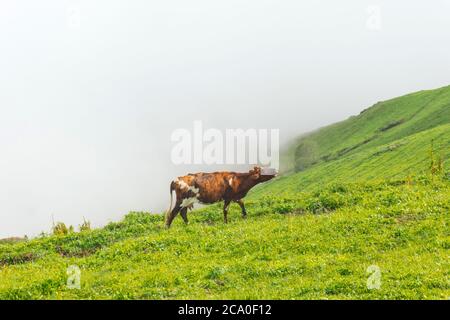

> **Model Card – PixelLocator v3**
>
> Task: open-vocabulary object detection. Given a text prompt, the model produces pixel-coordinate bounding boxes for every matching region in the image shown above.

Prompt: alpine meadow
[1,85,449,300]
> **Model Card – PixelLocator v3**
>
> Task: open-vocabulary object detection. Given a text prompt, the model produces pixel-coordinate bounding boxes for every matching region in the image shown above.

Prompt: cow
[165,166,277,228]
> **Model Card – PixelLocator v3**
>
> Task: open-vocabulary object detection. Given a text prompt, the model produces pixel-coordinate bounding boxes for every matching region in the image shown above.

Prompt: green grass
[0,177,448,299]
[0,85,449,300]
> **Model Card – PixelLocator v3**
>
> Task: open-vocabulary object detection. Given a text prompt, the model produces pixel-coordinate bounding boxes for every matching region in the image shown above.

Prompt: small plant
[405,174,414,186]
[52,222,74,236]
[429,140,444,178]
[79,218,91,232]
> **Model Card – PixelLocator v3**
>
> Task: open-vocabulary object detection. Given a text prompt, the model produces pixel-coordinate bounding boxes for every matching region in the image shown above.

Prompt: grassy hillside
[0,86,449,300]
[283,85,450,173]
[251,123,450,198]
[0,177,448,299]
[256,85,450,196]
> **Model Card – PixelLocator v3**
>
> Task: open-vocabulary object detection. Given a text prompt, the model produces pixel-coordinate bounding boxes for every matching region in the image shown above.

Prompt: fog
[1,0,449,237]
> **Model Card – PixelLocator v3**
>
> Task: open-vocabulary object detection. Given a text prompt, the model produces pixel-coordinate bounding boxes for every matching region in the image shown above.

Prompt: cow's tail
[165,181,176,223]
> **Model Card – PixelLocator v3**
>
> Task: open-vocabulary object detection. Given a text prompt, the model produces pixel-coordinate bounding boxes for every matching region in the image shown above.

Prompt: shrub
[52,222,74,236]
[306,192,344,214]
[79,218,91,232]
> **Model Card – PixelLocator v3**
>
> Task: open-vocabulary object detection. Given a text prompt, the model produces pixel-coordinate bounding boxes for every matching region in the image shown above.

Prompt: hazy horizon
[1,1,449,238]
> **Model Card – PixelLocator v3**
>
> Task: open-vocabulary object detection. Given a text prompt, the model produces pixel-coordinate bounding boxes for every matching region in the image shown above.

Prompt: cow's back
[194,172,229,203]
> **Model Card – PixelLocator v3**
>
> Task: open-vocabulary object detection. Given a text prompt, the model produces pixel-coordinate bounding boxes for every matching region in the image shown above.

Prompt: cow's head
[249,166,277,183]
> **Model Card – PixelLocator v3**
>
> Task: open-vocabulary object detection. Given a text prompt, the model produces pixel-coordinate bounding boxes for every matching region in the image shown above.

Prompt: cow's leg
[180,207,189,224]
[235,199,247,218]
[223,199,231,224]
[165,201,181,228]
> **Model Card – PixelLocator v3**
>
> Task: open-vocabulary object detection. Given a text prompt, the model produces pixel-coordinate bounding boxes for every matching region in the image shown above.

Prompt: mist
[1,0,449,237]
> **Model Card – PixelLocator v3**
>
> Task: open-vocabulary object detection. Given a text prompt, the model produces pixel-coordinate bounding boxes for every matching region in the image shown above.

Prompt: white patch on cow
[228,177,233,188]
[188,186,199,194]
[181,197,199,208]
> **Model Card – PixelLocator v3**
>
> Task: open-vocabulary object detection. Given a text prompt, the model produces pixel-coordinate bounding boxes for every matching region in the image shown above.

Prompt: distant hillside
[0,237,27,245]
[283,85,450,173]
[253,85,450,197]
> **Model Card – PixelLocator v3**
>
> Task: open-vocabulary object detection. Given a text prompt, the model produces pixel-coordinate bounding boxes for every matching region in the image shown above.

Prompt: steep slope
[257,85,450,196]
[284,85,450,173]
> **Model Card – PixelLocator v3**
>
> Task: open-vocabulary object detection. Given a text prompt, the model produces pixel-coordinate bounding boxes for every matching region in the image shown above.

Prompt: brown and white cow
[165,166,277,227]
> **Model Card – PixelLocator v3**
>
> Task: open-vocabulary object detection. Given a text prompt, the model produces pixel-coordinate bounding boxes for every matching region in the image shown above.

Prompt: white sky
[1,0,449,237]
